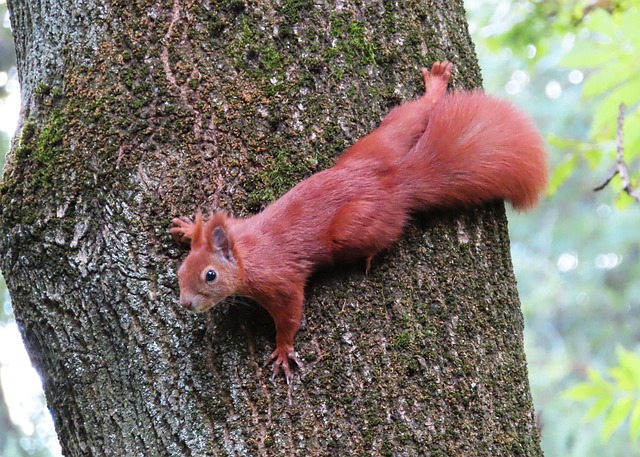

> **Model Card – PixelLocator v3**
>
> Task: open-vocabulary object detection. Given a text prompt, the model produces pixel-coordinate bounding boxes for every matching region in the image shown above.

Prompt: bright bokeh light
[568,69,584,85]
[2,6,8,29]
[0,70,19,135]
[545,80,562,99]
[0,320,62,456]
[576,292,590,306]
[505,69,530,95]
[557,252,579,272]
[0,90,19,135]
[526,44,536,59]
[0,324,45,431]
[596,204,611,218]
[595,253,622,270]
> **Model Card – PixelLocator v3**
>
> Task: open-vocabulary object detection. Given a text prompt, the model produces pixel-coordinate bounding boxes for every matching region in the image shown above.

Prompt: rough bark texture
[0,0,542,455]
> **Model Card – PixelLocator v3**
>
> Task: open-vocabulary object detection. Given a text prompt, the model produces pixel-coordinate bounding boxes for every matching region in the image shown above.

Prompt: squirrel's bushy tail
[402,90,548,211]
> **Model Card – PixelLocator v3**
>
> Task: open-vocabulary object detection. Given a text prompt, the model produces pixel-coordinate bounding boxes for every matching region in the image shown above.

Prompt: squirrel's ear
[212,226,235,263]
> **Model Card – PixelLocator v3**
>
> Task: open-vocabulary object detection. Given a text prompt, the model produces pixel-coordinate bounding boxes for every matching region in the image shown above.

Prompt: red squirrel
[170,61,547,382]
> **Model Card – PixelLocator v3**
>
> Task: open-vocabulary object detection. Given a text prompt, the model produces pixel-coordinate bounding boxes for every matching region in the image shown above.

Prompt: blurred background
[0,1,638,455]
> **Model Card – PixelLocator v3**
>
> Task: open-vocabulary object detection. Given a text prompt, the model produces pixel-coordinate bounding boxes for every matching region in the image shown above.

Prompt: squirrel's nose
[179,295,194,311]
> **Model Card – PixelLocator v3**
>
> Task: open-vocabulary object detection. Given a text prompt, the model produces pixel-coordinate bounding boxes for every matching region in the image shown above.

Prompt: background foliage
[0,1,639,456]
[467,0,640,454]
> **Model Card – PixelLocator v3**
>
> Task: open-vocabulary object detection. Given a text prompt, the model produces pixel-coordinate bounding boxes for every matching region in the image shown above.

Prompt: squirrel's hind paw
[170,217,195,245]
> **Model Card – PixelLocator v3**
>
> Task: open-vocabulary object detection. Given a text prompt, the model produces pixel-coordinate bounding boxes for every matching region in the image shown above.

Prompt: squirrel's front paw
[265,346,303,384]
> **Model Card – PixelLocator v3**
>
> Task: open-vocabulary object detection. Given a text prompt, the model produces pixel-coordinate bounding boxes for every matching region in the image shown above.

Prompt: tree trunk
[0,0,542,455]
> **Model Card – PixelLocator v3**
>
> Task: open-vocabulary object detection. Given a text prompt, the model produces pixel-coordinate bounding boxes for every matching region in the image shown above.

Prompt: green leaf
[619,7,640,49]
[562,40,616,68]
[585,395,613,421]
[610,367,635,393]
[582,58,639,99]
[615,191,636,210]
[616,347,640,385]
[630,400,640,442]
[602,397,634,442]
[548,153,578,196]
[587,367,612,389]
[583,145,606,169]
[547,134,584,149]
[584,9,619,38]
[590,80,640,139]
[564,381,609,401]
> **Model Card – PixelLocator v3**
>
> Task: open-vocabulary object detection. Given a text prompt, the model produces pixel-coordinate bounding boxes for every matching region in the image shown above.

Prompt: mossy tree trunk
[0,0,542,455]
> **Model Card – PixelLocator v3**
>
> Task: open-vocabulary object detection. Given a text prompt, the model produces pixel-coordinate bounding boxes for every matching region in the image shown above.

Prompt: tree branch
[593,166,617,192]
[594,103,640,202]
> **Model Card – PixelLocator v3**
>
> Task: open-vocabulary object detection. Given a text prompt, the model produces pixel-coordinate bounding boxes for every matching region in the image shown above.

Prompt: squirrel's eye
[205,269,217,283]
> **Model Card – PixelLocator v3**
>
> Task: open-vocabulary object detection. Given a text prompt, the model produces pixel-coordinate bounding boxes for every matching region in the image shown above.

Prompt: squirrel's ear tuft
[212,226,235,263]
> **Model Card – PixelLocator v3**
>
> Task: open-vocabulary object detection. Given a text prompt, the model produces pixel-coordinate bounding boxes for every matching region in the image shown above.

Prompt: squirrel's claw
[266,348,303,384]
[365,255,374,275]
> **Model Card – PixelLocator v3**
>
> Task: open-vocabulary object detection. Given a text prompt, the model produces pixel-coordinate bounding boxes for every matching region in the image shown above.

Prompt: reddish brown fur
[171,61,548,381]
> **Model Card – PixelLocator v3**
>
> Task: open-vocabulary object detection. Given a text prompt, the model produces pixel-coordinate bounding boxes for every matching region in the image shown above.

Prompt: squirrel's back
[251,90,547,266]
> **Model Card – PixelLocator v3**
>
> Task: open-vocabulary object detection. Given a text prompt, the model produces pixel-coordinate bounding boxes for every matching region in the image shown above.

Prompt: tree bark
[0,0,542,455]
